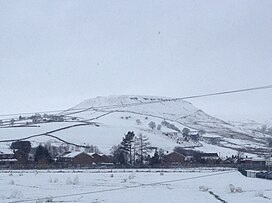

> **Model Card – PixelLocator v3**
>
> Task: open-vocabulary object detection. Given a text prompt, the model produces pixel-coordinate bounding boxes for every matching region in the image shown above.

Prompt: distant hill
[0,95,271,157]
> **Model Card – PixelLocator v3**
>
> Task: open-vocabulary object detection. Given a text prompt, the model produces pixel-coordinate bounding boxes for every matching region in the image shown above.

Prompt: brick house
[239,158,266,169]
[57,151,113,167]
[57,151,93,166]
[163,152,185,165]
[89,153,104,164]
[102,154,113,163]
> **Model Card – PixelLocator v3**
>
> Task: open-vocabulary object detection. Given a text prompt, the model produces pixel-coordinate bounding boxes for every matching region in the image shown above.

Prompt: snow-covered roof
[62,151,86,158]
[60,151,106,158]
[199,153,219,159]
[242,158,266,162]
[245,170,259,173]
[0,148,14,154]
[87,153,104,157]
[165,151,185,157]
[202,134,221,138]
[0,159,17,162]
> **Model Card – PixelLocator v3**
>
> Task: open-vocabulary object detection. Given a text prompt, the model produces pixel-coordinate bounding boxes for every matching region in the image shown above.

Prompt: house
[223,155,239,164]
[245,170,259,178]
[102,154,113,163]
[88,153,113,164]
[197,153,220,164]
[89,153,104,164]
[89,153,113,168]
[57,152,113,167]
[163,152,185,165]
[239,158,266,169]
[57,151,93,166]
[240,157,272,169]
[0,148,17,168]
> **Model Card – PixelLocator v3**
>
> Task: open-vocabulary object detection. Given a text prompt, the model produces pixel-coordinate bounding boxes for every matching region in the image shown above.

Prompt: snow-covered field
[0,168,271,203]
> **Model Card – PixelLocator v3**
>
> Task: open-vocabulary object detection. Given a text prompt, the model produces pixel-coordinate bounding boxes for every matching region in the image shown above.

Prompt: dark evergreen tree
[111,145,126,165]
[120,131,135,165]
[11,141,31,153]
[34,145,52,163]
[150,150,160,165]
[158,149,165,162]
[11,141,31,163]
[150,149,164,166]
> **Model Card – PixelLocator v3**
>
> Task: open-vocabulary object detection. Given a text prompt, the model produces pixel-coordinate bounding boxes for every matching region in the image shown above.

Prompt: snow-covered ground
[0,169,271,203]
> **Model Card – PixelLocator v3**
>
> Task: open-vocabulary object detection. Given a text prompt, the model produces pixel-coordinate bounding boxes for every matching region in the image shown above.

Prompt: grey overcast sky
[0,0,272,121]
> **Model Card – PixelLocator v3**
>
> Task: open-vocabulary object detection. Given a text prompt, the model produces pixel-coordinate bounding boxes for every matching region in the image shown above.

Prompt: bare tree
[134,134,151,165]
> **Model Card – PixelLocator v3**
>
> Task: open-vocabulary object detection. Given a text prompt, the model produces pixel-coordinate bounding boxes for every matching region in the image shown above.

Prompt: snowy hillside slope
[61,95,271,155]
[0,95,271,157]
[230,120,264,130]
[66,96,263,140]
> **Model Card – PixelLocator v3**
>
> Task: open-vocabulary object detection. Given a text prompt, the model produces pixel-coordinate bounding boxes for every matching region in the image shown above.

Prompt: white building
[245,170,259,178]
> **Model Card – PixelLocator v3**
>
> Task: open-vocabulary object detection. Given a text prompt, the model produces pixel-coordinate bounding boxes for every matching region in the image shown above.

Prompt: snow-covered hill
[0,95,271,157]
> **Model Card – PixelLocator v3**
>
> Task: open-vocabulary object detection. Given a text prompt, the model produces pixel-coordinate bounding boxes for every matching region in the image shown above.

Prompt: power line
[9,170,236,203]
[63,84,272,116]
[0,84,271,145]
[1,84,272,119]
[173,84,272,101]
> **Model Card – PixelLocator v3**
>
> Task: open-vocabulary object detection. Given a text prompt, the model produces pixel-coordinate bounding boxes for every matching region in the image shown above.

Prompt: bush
[157,124,162,131]
[161,121,180,132]
[136,119,141,125]
[199,186,208,192]
[148,121,156,130]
